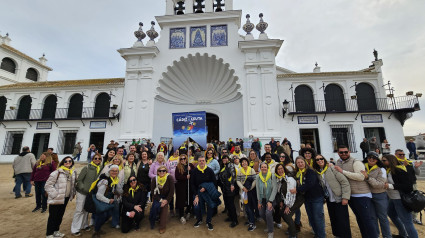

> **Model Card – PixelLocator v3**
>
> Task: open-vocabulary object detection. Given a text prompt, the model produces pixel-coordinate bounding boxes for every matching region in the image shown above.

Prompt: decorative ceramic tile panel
[190,26,207,48]
[211,25,228,47]
[170,28,186,49]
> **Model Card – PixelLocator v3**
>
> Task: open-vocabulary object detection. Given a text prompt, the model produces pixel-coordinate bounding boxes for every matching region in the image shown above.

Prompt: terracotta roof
[0,44,53,71]
[0,78,125,90]
[277,71,378,78]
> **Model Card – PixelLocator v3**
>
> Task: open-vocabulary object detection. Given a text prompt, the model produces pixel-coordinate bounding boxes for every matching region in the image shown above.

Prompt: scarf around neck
[259,171,272,188]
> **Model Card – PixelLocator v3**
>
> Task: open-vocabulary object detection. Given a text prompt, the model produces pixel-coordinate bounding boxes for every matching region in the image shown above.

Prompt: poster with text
[172,111,207,151]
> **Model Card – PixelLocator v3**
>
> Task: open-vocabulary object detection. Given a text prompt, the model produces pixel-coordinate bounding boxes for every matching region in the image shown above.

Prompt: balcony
[288,96,420,114]
[1,107,116,121]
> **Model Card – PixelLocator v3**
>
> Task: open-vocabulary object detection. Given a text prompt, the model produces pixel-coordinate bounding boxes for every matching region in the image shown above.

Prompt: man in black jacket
[360,138,370,159]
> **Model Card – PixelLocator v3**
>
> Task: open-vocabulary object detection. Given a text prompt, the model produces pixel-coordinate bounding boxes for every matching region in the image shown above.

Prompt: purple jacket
[30,162,56,182]
[148,161,169,179]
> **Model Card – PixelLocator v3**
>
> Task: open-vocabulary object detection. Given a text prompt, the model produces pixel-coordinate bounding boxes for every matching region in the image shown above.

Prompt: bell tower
[165,0,233,15]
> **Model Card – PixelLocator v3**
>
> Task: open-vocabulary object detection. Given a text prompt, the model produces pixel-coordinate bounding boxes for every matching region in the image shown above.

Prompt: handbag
[401,190,425,213]
[83,192,96,213]
[92,194,114,213]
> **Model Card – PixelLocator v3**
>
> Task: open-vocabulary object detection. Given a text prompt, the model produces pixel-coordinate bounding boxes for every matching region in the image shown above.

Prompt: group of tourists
[11,137,424,238]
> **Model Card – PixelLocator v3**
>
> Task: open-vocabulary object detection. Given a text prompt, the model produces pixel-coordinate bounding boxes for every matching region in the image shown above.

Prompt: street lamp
[110,104,120,121]
[282,100,289,118]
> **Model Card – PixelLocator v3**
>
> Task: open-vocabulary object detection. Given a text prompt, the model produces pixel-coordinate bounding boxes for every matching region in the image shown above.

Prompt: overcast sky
[1,0,424,136]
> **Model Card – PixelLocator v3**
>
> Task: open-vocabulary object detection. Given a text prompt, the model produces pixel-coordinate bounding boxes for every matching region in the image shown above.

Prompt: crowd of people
[11,137,424,238]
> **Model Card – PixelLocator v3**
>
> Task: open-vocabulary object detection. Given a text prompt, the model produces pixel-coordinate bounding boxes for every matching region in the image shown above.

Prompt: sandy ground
[1,163,425,238]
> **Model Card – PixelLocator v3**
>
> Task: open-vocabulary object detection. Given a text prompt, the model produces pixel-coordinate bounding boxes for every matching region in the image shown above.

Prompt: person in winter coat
[219,155,238,228]
[121,176,148,233]
[293,156,325,238]
[13,146,36,198]
[313,154,351,238]
[44,156,77,238]
[148,152,169,179]
[30,152,56,213]
[70,153,103,236]
[175,153,195,224]
[383,154,419,238]
[361,152,391,238]
[149,165,174,234]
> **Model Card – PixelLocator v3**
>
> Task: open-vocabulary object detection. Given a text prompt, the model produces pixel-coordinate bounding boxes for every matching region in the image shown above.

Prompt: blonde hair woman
[30,152,56,213]
[148,152,169,179]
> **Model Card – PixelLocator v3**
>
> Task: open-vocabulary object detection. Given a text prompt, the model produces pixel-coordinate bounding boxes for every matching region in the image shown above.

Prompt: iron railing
[288,96,420,114]
[1,107,114,121]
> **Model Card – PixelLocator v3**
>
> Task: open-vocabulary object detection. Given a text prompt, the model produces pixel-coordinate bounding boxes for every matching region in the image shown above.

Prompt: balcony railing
[288,96,420,114]
[1,107,114,121]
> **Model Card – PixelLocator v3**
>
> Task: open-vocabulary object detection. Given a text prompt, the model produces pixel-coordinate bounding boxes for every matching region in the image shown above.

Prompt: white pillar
[226,0,233,10]
[186,0,194,13]
[205,0,213,12]
[166,0,175,15]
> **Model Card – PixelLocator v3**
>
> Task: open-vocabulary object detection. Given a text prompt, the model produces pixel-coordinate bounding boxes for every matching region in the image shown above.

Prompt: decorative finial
[315,62,318,67]
[43,53,45,57]
[256,13,268,34]
[195,0,204,13]
[134,22,146,42]
[243,14,255,36]
[146,21,159,46]
[6,33,9,37]
[175,1,185,15]
[373,49,378,61]
[214,0,224,12]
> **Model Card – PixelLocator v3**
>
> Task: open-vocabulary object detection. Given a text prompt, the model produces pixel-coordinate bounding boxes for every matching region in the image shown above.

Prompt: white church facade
[0,0,421,161]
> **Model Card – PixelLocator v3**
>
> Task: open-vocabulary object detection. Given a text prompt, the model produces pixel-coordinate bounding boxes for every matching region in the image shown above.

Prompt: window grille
[330,125,357,153]
[0,57,16,74]
[57,130,78,154]
[2,131,25,155]
[26,68,38,81]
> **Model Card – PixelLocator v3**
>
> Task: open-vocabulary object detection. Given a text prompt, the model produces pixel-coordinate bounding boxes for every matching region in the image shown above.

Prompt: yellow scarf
[110,176,119,187]
[90,161,100,174]
[365,163,378,174]
[387,165,408,174]
[396,157,412,165]
[306,159,313,167]
[157,174,169,187]
[240,167,250,183]
[197,165,207,173]
[275,173,285,180]
[232,151,242,156]
[220,165,235,182]
[89,179,99,192]
[296,168,306,185]
[36,161,45,168]
[317,166,328,176]
[259,171,272,188]
[129,186,139,198]
[267,159,275,165]
[206,158,214,165]
[249,160,254,167]
[59,166,74,175]
[169,156,179,161]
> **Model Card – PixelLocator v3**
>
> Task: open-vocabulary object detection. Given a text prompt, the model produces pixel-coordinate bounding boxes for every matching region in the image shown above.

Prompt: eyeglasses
[315,158,324,161]
[280,156,286,158]
[93,157,102,161]
[304,152,311,155]
[398,154,405,156]
[367,157,378,160]
[129,179,137,183]
[158,170,167,173]
[338,151,349,154]
[180,158,186,160]
[64,160,72,163]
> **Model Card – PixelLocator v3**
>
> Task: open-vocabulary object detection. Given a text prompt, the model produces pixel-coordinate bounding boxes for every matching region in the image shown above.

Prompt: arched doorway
[356,83,377,111]
[206,113,219,142]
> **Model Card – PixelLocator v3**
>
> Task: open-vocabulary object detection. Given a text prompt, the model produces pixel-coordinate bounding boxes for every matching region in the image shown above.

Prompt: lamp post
[282,100,289,118]
[110,104,120,121]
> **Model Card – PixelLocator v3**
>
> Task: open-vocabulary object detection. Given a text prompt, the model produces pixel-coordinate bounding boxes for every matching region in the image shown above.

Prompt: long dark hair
[275,163,289,176]
[122,176,144,197]
[103,149,116,165]
[279,151,292,165]
[383,154,403,175]
[312,154,328,171]
[59,156,74,167]
[302,148,316,160]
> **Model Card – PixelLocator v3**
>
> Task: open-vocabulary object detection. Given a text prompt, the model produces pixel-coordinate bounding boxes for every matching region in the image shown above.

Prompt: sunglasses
[64,160,72,163]
[129,179,137,183]
[338,151,349,154]
[180,158,186,160]
[93,157,102,161]
[398,154,405,156]
[315,158,324,161]
[280,156,286,158]
[158,170,167,173]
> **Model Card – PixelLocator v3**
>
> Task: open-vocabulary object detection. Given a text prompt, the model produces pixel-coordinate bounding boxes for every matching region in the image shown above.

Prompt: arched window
[295,85,315,113]
[1,57,16,74]
[41,95,57,119]
[26,68,38,81]
[0,96,7,120]
[325,84,346,112]
[94,93,110,118]
[67,94,83,119]
[356,83,377,111]
[17,95,32,120]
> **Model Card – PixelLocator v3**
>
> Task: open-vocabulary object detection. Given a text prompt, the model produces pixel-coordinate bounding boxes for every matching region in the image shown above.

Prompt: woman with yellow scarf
[383,154,419,238]
[256,162,277,238]
[312,154,351,238]
[219,155,238,228]
[121,176,147,233]
[293,156,325,238]
[149,165,174,234]
[30,152,56,213]
[236,157,257,231]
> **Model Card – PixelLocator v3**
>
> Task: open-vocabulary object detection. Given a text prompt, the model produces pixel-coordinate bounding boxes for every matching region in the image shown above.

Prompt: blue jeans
[244,203,256,225]
[94,209,113,232]
[14,173,31,197]
[259,200,274,233]
[409,151,418,160]
[194,195,214,223]
[111,201,120,227]
[34,181,47,209]
[304,196,326,238]
[388,199,418,238]
[349,196,378,238]
[73,153,81,161]
[294,208,301,225]
[372,192,391,238]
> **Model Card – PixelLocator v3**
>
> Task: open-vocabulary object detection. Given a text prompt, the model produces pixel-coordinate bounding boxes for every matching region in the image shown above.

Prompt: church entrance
[206,113,219,142]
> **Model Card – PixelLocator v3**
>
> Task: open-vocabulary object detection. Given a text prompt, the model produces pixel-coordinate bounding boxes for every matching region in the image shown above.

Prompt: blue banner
[172,111,207,150]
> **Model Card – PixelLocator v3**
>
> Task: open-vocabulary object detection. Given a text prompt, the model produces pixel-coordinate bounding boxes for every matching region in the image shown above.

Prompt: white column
[186,0,194,13]
[205,0,213,12]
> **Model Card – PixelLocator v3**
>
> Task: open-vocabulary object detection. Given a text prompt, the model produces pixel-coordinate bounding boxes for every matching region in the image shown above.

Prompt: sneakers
[194,220,202,228]
[276,223,283,229]
[53,231,65,237]
[32,207,41,212]
[267,232,274,238]
[207,222,214,231]
[229,221,238,228]
[15,195,22,199]
[71,232,81,237]
[248,224,256,231]
[413,218,423,225]
[83,226,92,232]
[180,217,186,224]
[25,193,33,197]
[114,225,120,229]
